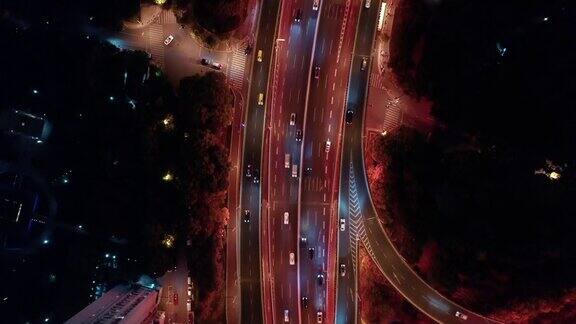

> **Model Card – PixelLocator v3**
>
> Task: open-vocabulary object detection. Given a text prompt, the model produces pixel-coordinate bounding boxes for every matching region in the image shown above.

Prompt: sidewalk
[365,0,434,135]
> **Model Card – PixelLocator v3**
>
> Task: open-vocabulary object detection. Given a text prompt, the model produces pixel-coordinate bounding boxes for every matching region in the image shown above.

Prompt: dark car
[294,8,303,22]
[253,169,260,184]
[314,66,320,79]
[245,43,253,55]
[301,296,309,309]
[296,130,302,142]
[345,109,354,124]
[300,236,307,246]
[317,273,324,286]
[243,210,250,223]
[246,164,252,177]
[308,247,315,259]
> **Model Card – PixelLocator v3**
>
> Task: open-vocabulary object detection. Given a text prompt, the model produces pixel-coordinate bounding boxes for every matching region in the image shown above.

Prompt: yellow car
[258,93,264,106]
[257,50,263,62]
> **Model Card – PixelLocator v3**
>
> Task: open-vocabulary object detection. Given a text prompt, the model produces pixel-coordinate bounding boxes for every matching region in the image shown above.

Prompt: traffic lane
[298,206,327,321]
[240,180,262,324]
[269,0,321,323]
[360,210,492,324]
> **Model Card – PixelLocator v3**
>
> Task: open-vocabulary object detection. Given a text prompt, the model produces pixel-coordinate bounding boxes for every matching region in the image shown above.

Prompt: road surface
[238,1,281,323]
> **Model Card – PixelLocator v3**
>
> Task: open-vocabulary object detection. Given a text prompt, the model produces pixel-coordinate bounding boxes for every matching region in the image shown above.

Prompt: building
[65,282,162,324]
[0,109,51,143]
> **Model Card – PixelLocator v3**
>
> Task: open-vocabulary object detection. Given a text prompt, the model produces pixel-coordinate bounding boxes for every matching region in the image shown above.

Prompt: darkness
[385,0,576,316]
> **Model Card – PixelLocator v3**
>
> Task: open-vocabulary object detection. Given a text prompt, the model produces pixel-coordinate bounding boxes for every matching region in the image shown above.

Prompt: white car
[284,309,290,322]
[325,140,331,152]
[164,35,174,45]
[289,252,295,265]
[291,164,298,178]
[284,212,290,225]
[316,311,323,323]
[365,0,371,8]
[312,0,320,11]
[258,93,264,106]
[455,311,468,320]
[340,218,346,231]
[290,113,296,126]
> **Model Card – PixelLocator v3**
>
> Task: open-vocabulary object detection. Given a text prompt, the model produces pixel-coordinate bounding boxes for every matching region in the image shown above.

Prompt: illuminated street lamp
[155,0,166,4]
[162,234,175,248]
[162,171,174,182]
[549,171,560,180]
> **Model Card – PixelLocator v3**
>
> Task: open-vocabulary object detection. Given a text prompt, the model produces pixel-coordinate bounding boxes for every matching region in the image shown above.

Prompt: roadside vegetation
[372,0,576,320]
[176,0,249,46]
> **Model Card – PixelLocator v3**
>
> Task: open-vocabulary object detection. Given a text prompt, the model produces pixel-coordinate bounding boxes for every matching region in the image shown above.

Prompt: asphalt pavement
[238,1,281,323]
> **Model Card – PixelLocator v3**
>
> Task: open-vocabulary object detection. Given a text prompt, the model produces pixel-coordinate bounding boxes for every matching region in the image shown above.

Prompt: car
[340,218,346,231]
[325,140,331,152]
[257,50,263,62]
[361,56,368,71]
[285,154,291,168]
[340,263,346,277]
[317,311,323,323]
[312,0,320,11]
[258,93,264,106]
[314,66,320,79]
[295,130,302,141]
[188,286,192,297]
[290,113,296,126]
[308,247,315,259]
[284,309,289,322]
[243,210,250,223]
[187,298,191,311]
[246,164,252,177]
[291,164,298,178]
[253,169,260,184]
[317,273,324,286]
[301,296,309,308]
[244,43,252,55]
[455,311,468,320]
[284,212,290,225]
[294,8,303,22]
[164,35,174,45]
[345,109,354,124]
[300,236,307,245]
[201,58,222,70]
[188,277,192,285]
[365,0,371,8]
[289,252,295,265]
[210,61,223,70]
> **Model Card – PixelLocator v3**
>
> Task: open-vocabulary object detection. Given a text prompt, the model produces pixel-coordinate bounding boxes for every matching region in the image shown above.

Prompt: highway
[298,0,360,323]
[264,0,321,322]
[335,1,379,323]
[336,1,502,324]
[238,1,281,323]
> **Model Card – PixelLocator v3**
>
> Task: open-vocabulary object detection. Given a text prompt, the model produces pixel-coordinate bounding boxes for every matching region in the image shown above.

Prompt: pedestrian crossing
[369,72,386,90]
[383,103,402,132]
[304,176,327,192]
[324,3,346,20]
[147,23,165,68]
[229,51,247,90]
[158,10,177,24]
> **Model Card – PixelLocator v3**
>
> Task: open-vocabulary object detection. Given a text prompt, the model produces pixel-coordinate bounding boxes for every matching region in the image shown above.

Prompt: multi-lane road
[233,1,503,324]
[238,1,281,323]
